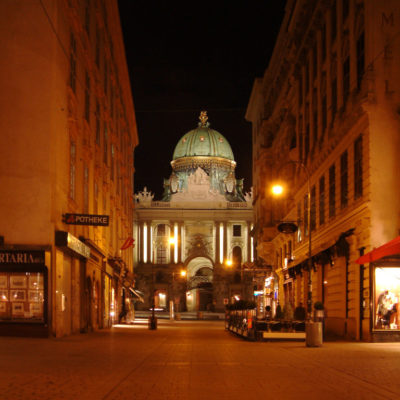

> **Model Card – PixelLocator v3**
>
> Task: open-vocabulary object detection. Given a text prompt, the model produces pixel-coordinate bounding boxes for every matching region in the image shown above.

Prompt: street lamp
[271,160,313,320]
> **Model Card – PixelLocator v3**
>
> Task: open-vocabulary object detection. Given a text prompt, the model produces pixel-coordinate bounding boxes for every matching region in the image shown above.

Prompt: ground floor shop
[0,231,128,337]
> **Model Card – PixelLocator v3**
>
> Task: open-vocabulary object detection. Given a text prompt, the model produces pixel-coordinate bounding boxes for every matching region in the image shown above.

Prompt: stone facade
[246,0,400,341]
[0,0,137,337]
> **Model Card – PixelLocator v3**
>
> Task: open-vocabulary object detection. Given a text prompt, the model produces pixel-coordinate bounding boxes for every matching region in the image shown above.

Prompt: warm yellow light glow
[180,270,187,277]
[271,184,284,196]
[169,236,176,245]
[225,259,233,267]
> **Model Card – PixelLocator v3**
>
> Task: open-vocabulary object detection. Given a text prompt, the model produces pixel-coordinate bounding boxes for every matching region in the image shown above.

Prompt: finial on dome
[199,110,208,127]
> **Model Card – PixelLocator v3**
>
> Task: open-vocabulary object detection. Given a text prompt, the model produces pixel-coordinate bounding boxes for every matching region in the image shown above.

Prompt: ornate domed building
[134,112,254,313]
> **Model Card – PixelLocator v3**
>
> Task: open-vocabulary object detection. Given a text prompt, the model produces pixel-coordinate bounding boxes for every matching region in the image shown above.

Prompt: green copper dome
[172,113,234,161]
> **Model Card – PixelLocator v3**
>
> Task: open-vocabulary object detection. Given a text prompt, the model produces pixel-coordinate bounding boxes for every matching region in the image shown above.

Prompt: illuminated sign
[0,250,45,265]
[55,231,90,259]
[253,290,264,296]
[63,213,109,226]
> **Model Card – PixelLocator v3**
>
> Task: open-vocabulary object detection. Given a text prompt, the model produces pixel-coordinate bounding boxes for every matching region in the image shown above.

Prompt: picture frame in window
[0,290,8,302]
[10,290,26,302]
[11,302,25,316]
[28,290,44,302]
[29,274,44,290]
[0,275,7,289]
[10,275,27,289]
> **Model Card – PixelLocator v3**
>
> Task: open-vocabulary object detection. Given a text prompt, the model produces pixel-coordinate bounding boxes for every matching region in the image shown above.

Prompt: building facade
[246,0,400,341]
[0,0,138,337]
[134,113,254,313]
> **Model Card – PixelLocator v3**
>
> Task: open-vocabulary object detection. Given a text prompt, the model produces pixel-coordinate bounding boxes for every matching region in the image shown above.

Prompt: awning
[129,288,144,302]
[355,236,400,264]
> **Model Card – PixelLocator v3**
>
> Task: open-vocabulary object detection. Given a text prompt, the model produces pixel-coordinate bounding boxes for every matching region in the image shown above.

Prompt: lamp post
[271,160,313,320]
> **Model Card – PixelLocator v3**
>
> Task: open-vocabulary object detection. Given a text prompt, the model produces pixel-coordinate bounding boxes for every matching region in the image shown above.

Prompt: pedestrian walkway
[1,320,400,400]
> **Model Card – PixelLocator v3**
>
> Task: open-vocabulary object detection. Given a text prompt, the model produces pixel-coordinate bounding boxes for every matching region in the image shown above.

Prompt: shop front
[0,249,49,337]
[356,235,400,342]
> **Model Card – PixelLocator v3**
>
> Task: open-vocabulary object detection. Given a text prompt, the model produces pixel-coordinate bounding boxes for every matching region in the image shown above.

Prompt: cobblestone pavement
[1,320,400,400]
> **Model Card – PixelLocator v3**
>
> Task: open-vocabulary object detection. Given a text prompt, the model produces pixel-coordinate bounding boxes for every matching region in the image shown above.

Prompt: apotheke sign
[63,213,109,226]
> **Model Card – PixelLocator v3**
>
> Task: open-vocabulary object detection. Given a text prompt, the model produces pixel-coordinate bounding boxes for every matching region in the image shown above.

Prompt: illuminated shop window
[0,272,45,322]
[374,267,400,330]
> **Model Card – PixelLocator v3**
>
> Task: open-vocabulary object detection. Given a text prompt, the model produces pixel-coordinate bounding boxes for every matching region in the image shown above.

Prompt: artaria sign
[0,250,45,265]
[63,213,109,226]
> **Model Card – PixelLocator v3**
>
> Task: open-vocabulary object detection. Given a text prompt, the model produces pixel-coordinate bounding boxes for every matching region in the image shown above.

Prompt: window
[69,34,77,93]
[157,224,166,236]
[95,101,100,145]
[354,135,363,199]
[331,78,337,121]
[297,201,302,243]
[319,176,325,225]
[93,181,98,214]
[343,0,349,21]
[340,150,348,208]
[103,124,108,164]
[374,267,400,330]
[84,71,90,122]
[156,246,167,264]
[298,115,303,161]
[233,225,242,237]
[305,124,310,160]
[331,2,337,41]
[104,59,108,95]
[95,27,100,67]
[321,23,326,62]
[111,144,115,181]
[357,32,365,90]
[311,186,316,232]
[329,164,336,218]
[304,194,309,237]
[84,1,90,34]
[83,164,89,213]
[343,57,350,105]
[322,95,327,133]
[69,140,76,199]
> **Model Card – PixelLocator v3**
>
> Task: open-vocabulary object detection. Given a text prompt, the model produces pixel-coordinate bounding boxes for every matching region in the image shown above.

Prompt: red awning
[355,236,400,264]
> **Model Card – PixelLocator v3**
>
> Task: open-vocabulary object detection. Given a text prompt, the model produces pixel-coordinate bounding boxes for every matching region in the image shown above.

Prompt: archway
[185,257,214,312]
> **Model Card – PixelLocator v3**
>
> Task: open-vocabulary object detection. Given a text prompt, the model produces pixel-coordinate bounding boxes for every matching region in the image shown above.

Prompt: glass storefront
[374,267,400,330]
[0,271,45,322]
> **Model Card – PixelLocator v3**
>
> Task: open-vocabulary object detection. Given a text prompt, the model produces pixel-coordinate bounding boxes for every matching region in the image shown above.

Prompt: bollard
[148,316,157,330]
[305,321,323,347]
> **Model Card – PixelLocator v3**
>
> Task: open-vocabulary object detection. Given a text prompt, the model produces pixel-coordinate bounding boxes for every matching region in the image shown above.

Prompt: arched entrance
[186,257,214,312]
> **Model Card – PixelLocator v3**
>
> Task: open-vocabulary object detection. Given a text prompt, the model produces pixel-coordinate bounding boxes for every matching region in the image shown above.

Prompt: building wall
[246,0,400,341]
[0,0,137,337]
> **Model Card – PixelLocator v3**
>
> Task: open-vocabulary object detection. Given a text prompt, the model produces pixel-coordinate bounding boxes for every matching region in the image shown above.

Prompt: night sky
[118,1,286,199]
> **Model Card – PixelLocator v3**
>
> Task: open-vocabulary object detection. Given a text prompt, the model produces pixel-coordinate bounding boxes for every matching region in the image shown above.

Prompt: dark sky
[118,0,286,199]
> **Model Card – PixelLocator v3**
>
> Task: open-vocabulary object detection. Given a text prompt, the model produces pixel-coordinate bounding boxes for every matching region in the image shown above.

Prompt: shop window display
[0,272,45,322]
[374,267,400,330]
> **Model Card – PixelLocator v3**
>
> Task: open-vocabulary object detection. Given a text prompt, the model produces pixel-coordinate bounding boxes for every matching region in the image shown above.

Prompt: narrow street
[1,320,400,400]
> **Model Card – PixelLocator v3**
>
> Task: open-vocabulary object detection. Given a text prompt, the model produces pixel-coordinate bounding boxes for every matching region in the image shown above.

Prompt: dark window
[299,75,303,106]
[104,59,108,95]
[157,224,166,236]
[84,72,90,122]
[357,32,365,90]
[319,176,325,226]
[332,78,337,121]
[329,164,336,218]
[322,95,327,132]
[354,135,363,199]
[103,124,108,164]
[340,151,348,208]
[305,124,310,160]
[343,0,349,20]
[299,115,303,161]
[95,101,100,145]
[233,225,242,237]
[331,2,337,41]
[313,47,318,79]
[83,165,89,213]
[321,24,326,62]
[304,194,309,237]
[84,1,90,34]
[311,186,316,232]
[305,62,309,94]
[343,57,350,105]
[95,27,100,67]
[69,34,77,92]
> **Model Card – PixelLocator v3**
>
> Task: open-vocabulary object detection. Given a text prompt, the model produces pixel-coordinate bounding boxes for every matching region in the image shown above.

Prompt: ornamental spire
[199,110,208,127]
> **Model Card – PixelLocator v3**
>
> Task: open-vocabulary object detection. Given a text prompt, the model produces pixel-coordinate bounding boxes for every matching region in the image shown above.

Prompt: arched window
[156,245,167,264]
